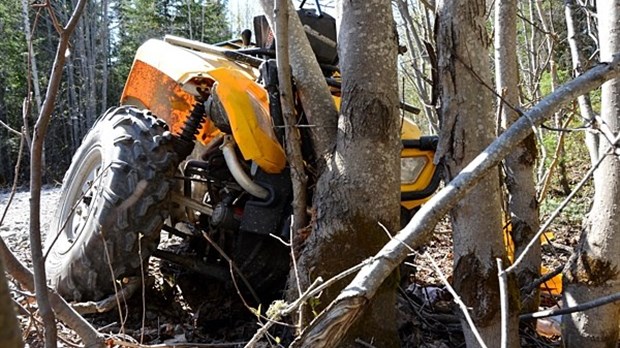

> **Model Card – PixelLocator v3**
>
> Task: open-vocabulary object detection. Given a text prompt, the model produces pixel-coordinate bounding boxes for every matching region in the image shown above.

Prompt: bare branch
[0,120,22,137]
[28,0,88,346]
[497,259,508,348]
[521,292,620,320]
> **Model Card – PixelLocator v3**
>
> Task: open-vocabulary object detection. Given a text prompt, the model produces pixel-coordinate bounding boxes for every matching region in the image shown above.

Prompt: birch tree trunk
[436,0,520,346]
[495,0,540,314]
[292,1,401,345]
[562,1,620,346]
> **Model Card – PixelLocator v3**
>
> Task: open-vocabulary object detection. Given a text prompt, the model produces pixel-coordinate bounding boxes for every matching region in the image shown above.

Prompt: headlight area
[401,157,428,185]
[400,135,441,208]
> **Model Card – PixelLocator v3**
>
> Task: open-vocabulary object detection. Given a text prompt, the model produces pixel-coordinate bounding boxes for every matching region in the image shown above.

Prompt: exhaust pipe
[220,136,270,200]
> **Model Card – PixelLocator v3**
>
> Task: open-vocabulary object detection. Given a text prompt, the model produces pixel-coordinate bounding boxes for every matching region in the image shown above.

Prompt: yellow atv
[44,9,440,302]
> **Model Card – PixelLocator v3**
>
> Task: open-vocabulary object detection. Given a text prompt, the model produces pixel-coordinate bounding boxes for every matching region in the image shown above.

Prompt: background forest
[0,0,231,185]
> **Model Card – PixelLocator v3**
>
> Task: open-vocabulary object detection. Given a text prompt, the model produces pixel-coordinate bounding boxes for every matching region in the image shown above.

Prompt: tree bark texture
[436,0,520,346]
[495,0,541,314]
[293,54,620,348]
[562,1,620,347]
[293,1,401,346]
[0,256,24,348]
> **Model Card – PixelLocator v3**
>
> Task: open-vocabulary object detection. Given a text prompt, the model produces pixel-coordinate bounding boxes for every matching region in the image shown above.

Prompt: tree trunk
[565,0,600,166]
[292,1,401,346]
[100,0,109,115]
[562,1,620,346]
[436,0,520,346]
[0,256,24,348]
[495,0,540,314]
[21,0,42,115]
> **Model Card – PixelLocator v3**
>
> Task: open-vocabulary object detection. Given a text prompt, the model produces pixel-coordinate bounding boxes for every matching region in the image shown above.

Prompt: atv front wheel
[45,107,177,301]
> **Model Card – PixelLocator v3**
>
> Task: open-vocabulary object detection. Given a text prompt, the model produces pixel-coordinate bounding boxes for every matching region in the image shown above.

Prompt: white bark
[562,1,620,346]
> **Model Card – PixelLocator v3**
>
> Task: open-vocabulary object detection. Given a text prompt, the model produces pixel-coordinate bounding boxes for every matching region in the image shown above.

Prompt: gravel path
[0,186,62,268]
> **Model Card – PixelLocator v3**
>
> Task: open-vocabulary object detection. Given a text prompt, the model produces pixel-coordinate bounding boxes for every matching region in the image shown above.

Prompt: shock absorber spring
[174,98,207,158]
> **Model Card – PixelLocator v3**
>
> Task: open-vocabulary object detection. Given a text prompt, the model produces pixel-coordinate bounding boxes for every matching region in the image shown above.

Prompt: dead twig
[377,223,488,348]
[201,231,260,304]
[523,263,565,295]
[246,257,375,347]
[0,120,22,136]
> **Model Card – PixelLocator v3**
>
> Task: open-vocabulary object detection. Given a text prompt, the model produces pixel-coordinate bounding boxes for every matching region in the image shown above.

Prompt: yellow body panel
[208,68,286,173]
[121,39,286,173]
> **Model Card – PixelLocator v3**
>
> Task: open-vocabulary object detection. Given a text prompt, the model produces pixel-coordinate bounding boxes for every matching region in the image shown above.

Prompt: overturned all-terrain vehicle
[44,7,440,305]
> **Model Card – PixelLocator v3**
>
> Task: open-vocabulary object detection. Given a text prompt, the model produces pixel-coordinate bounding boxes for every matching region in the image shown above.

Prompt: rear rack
[164,35,264,68]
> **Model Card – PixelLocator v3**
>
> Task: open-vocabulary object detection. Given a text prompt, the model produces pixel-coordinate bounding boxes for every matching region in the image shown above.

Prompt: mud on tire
[45,106,177,301]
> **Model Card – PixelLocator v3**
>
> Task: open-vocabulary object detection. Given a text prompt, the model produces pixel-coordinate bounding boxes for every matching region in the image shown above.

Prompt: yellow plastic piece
[208,68,286,174]
[503,222,563,295]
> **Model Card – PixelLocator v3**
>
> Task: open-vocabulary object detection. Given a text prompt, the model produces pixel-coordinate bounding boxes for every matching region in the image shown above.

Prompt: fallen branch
[292,55,620,347]
[245,258,373,347]
[0,237,105,347]
[71,278,141,315]
[520,291,620,320]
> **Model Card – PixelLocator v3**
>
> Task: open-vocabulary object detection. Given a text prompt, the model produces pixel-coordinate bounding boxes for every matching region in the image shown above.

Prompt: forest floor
[0,185,577,347]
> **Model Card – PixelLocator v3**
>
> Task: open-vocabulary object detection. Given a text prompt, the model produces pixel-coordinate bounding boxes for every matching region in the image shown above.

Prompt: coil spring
[179,101,207,143]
